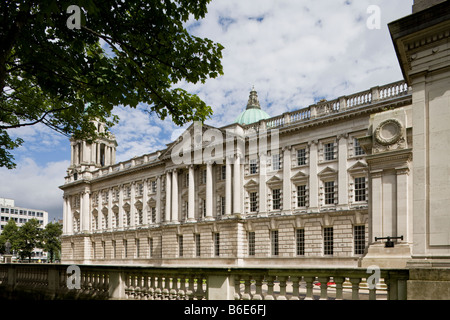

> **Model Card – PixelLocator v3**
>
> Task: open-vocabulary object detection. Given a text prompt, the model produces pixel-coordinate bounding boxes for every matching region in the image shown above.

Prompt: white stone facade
[60,81,413,268]
[61,1,450,269]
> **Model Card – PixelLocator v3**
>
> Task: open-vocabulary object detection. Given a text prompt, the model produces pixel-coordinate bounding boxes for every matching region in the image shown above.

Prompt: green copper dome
[235,88,270,125]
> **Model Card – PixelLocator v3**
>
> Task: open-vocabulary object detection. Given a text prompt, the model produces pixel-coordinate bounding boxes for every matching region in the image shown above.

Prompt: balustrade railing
[0,264,408,300]
[243,79,410,133]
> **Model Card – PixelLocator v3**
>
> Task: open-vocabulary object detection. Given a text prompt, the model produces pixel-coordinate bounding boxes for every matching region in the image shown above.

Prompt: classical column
[63,196,67,234]
[130,182,136,227]
[205,162,214,220]
[81,190,90,232]
[171,169,179,222]
[396,167,411,242]
[66,196,72,235]
[282,146,292,213]
[259,153,267,215]
[225,157,232,215]
[156,175,161,223]
[107,188,113,230]
[118,185,124,229]
[188,165,196,221]
[165,171,171,222]
[338,134,348,207]
[370,170,383,241]
[143,179,149,225]
[233,154,241,214]
[308,141,319,210]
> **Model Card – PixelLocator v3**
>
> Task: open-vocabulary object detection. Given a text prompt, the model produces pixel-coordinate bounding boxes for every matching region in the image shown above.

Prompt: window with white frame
[195,234,201,257]
[296,229,305,256]
[354,177,367,202]
[324,227,333,255]
[249,192,258,213]
[178,235,184,257]
[297,185,307,207]
[150,207,156,224]
[272,189,281,210]
[324,142,335,161]
[354,138,365,156]
[324,181,336,205]
[354,225,365,255]
[221,165,226,180]
[151,180,157,194]
[271,230,279,256]
[248,232,255,256]
[272,153,281,171]
[201,169,207,184]
[137,183,144,196]
[296,148,307,166]
[214,233,220,257]
[249,158,258,174]
[220,196,225,215]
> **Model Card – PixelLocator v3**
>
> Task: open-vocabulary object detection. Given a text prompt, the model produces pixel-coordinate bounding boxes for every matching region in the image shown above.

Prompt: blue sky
[0,0,413,221]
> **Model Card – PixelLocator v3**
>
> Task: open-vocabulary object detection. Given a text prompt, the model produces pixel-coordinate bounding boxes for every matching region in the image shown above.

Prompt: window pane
[354,177,366,202]
[324,227,333,255]
[354,225,365,255]
[324,181,335,205]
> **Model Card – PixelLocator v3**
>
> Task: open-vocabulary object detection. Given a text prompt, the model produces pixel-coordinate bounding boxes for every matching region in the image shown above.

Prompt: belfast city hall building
[60,0,450,270]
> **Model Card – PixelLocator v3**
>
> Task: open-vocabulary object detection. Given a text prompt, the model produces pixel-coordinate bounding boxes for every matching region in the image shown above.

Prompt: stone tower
[68,120,117,180]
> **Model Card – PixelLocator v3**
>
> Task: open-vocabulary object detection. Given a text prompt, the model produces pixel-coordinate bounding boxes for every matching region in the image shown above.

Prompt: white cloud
[0,158,69,221]
[180,0,413,127]
[1,0,415,221]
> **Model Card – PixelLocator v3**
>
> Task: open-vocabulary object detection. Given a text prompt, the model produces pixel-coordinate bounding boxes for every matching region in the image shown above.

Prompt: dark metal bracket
[374,235,403,248]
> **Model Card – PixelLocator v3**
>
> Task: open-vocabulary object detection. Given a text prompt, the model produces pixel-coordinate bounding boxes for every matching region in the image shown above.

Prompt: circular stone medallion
[375,119,402,146]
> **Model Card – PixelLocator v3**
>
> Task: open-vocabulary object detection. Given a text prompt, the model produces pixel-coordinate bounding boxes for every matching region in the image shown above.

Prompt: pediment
[266,175,282,186]
[245,179,259,188]
[318,166,337,177]
[348,161,368,173]
[159,122,225,160]
[291,170,308,181]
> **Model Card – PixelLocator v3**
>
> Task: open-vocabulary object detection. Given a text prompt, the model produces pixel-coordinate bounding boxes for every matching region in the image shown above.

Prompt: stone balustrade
[0,264,409,300]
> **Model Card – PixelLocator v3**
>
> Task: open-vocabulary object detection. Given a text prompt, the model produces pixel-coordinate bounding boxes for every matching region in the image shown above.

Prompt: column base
[3,255,12,263]
[360,243,412,268]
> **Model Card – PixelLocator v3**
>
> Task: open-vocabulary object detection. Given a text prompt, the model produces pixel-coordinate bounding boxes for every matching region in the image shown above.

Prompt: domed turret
[235,87,270,125]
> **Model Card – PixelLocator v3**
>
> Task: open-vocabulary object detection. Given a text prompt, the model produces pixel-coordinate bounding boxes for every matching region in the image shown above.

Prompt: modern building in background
[60,0,450,269]
[0,198,49,262]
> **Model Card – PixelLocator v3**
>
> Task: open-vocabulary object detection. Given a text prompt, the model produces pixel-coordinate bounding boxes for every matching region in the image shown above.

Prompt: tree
[41,221,62,262]
[0,0,224,168]
[0,219,19,254]
[16,218,42,262]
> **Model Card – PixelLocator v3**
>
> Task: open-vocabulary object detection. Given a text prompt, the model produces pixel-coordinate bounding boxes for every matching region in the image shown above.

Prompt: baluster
[317,277,329,300]
[276,276,287,300]
[187,275,195,300]
[178,275,186,300]
[155,275,163,300]
[170,276,178,300]
[241,276,252,300]
[334,277,345,300]
[252,276,264,300]
[162,276,170,300]
[264,276,275,300]
[349,278,361,300]
[304,277,314,300]
[290,276,300,300]
[234,276,242,300]
[148,275,155,300]
[194,275,205,300]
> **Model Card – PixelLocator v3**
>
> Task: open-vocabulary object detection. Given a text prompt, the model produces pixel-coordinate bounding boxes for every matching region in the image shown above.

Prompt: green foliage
[0,219,19,253]
[16,219,43,262]
[41,221,63,262]
[0,218,62,262]
[0,0,224,168]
